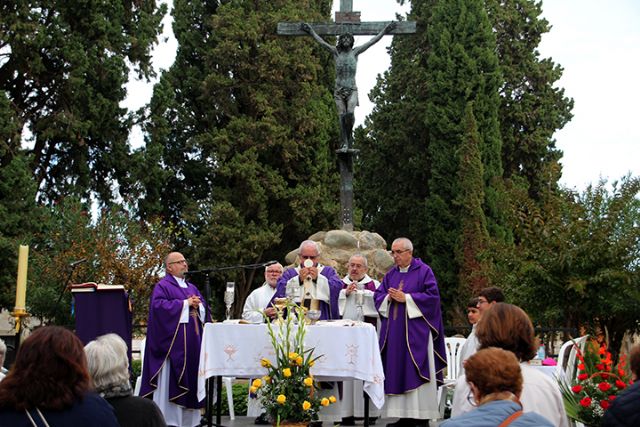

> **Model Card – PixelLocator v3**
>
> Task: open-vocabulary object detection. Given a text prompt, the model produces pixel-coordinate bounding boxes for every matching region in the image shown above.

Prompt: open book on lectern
[70,282,126,292]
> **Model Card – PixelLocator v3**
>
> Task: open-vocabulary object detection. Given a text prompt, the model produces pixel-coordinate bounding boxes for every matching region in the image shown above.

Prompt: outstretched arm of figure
[353,21,397,56]
[301,22,336,53]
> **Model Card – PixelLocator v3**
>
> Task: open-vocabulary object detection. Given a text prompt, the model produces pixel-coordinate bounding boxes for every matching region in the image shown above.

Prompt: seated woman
[0,326,119,426]
[451,303,569,427]
[442,347,553,426]
[85,333,167,427]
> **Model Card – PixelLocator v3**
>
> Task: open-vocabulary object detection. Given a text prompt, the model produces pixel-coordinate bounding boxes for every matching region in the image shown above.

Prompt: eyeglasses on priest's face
[300,255,318,260]
[169,259,188,265]
[389,249,410,256]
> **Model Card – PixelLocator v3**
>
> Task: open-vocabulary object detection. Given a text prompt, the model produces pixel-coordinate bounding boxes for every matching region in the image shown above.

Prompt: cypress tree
[135,0,339,311]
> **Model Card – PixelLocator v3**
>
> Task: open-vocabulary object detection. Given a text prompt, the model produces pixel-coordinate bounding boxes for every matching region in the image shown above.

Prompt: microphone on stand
[69,258,87,267]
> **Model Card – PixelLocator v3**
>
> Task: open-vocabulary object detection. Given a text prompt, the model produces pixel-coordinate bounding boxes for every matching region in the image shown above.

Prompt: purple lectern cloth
[140,275,211,409]
[374,258,446,394]
[270,265,343,319]
[74,289,132,363]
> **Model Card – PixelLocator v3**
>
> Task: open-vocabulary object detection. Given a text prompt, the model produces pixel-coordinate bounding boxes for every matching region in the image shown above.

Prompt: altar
[197,320,385,409]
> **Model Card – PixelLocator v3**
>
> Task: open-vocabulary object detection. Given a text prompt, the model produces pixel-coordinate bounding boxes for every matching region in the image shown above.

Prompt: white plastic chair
[444,337,466,381]
[556,335,589,385]
[436,337,467,418]
[134,338,146,396]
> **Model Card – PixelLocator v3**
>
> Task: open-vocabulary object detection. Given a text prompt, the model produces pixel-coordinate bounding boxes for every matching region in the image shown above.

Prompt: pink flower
[598,382,612,392]
[571,385,583,393]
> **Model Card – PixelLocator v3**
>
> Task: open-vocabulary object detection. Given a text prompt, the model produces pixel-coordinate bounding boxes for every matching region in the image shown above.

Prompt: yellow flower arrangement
[250,301,336,425]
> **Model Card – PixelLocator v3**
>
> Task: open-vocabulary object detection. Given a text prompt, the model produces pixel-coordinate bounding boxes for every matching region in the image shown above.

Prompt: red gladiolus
[578,363,586,371]
[598,382,612,392]
[615,380,627,389]
[598,346,606,355]
[578,373,589,381]
[572,385,583,393]
[595,363,605,371]
[600,400,610,410]
[580,397,592,407]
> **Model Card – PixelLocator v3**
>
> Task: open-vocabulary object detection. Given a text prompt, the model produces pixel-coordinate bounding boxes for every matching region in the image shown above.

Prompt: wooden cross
[278,2,416,231]
[277,1,416,36]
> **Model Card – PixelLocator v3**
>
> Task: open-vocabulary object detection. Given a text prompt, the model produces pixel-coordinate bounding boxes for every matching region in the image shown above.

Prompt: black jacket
[602,381,640,427]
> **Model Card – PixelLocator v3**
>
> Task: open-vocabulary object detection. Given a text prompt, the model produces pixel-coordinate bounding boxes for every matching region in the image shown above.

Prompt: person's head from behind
[465,347,523,404]
[0,326,91,410]
[476,286,505,314]
[85,333,130,393]
[467,297,480,325]
[630,343,640,382]
[476,303,537,362]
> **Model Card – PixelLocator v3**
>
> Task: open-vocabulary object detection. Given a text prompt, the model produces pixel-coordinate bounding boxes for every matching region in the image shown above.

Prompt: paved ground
[200,416,443,427]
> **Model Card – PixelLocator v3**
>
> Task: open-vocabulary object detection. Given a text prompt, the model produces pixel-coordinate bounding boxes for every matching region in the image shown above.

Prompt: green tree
[497,176,640,360]
[0,153,44,309]
[0,0,166,203]
[456,103,491,308]
[358,0,504,311]
[135,0,339,316]
[485,0,574,199]
[20,198,175,326]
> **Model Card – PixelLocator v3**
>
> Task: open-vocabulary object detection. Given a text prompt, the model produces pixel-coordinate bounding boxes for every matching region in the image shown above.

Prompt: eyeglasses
[477,299,489,306]
[466,389,477,407]
[266,269,282,274]
[389,249,410,255]
[300,255,318,260]
[169,259,187,265]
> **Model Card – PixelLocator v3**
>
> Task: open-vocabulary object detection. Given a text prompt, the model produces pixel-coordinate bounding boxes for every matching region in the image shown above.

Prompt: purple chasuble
[140,275,211,408]
[270,265,343,320]
[374,258,446,394]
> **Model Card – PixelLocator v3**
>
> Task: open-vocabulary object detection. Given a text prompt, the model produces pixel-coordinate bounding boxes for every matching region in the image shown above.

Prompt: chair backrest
[556,335,588,384]
[444,337,467,381]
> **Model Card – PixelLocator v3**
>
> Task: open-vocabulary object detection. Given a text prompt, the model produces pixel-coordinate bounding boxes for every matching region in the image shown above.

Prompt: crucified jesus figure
[301,21,396,150]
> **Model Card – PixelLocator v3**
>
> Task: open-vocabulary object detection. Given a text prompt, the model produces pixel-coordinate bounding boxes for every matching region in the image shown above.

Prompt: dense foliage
[132,0,340,314]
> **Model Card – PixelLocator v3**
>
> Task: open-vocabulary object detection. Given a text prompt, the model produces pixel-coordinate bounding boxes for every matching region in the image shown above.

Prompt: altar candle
[310,299,320,311]
[15,245,29,310]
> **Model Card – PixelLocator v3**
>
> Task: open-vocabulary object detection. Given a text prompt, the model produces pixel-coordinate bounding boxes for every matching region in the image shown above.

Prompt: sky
[125,0,640,192]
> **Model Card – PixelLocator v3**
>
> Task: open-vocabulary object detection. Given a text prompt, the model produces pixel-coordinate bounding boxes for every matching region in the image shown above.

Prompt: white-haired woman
[85,334,166,427]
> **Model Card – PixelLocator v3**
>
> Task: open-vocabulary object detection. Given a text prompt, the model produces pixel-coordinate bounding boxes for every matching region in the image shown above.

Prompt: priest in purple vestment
[374,238,446,427]
[140,252,211,427]
[270,240,342,320]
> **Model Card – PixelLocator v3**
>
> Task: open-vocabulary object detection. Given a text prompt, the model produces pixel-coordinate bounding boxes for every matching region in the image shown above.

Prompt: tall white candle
[15,245,29,310]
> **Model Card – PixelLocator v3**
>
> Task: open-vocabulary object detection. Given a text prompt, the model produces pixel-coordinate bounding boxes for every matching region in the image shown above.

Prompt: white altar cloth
[197,321,385,409]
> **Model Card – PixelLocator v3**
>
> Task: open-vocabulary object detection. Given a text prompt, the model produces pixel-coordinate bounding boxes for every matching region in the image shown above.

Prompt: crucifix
[278,1,416,231]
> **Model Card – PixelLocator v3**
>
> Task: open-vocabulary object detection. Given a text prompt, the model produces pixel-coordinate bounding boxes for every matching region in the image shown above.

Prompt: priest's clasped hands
[388,287,407,303]
[187,295,201,308]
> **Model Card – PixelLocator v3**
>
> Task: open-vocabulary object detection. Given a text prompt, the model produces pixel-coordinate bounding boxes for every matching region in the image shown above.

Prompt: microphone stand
[50,262,83,325]
[186,260,275,427]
